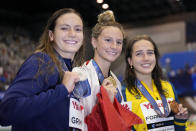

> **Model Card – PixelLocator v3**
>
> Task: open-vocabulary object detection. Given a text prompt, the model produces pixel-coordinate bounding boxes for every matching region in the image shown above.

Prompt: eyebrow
[59,24,82,27]
[147,49,154,51]
[135,49,154,52]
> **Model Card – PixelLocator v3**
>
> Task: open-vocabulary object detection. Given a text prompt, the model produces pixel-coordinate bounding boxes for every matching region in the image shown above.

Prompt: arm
[170,82,188,131]
[0,53,69,124]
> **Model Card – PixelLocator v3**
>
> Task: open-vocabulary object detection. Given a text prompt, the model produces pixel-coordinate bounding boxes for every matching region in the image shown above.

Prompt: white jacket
[80,59,124,131]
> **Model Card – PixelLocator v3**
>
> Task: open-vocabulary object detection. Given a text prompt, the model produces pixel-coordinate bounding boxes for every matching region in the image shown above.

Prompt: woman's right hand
[62,71,80,93]
[102,78,117,103]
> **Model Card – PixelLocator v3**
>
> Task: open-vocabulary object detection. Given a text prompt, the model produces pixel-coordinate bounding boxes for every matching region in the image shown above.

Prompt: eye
[147,50,154,55]
[75,27,83,32]
[61,26,69,31]
[135,51,143,56]
[104,38,112,43]
[116,40,123,45]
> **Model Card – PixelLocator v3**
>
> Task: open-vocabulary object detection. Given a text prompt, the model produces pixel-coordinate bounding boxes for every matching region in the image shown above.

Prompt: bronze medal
[170,100,179,114]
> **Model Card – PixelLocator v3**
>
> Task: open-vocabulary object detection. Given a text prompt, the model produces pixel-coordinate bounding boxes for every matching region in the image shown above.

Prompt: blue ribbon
[54,50,69,71]
[55,51,91,98]
[92,60,122,102]
[136,80,169,117]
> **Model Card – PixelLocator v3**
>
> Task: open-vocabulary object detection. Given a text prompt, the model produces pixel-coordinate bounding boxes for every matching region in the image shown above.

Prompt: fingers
[177,104,188,116]
[175,104,189,119]
[102,77,118,102]
[104,85,117,95]
[62,71,80,93]
[102,78,112,87]
[102,78,117,95]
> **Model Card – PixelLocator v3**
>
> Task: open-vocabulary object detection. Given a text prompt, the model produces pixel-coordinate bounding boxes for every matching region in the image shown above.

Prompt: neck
[137,73,153,90]
[54,46,74,60]
[94,56,111,78]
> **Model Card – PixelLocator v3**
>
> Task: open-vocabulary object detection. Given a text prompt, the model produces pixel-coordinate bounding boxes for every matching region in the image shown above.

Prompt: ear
[128,57,133,66]
[91,37,97,49]
[49,30,54,41]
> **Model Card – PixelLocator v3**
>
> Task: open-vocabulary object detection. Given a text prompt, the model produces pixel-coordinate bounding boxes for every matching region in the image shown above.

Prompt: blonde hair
[92,10,124,39]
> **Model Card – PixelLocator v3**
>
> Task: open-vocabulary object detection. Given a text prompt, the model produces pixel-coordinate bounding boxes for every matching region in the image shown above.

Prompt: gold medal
[107,76,117,88]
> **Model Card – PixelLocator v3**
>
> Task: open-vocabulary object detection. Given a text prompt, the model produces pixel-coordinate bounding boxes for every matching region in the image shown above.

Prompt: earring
[131,65,134,69]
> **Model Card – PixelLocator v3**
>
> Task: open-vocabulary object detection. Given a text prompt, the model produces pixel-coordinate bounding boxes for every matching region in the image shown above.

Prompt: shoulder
[82,59,93,67]
[26,52,54,66]
[161,80,176,99]
[26,52,51,63]
[17,52,54,75]
[81,59,95,73]
[125,87,138,101]
[160,80,173,88]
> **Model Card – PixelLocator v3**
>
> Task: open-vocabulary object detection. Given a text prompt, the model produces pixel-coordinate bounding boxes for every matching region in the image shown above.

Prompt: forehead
[56,13,83,26]
[100,26,123,38]
[133,39,154,51]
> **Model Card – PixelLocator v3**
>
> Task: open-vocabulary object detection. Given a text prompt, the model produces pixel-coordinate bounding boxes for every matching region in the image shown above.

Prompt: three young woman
[0,7,187,131]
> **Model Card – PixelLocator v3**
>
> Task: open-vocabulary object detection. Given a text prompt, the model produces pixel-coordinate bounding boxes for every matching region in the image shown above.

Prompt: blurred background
[0,0,196,130]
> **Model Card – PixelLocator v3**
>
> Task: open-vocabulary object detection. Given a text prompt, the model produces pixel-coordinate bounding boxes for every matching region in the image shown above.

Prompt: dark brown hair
[125,35,165,95]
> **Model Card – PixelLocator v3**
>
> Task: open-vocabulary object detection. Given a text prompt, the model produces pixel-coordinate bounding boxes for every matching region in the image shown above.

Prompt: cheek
[53,32,62,40]
[118,45,123,51]
[78,33,84,39]
[152,56,156,64]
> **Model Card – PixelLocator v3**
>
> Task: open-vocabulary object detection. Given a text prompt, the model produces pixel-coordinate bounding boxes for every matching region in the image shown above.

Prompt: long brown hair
[35,8,85,80]
[125,35,165,95]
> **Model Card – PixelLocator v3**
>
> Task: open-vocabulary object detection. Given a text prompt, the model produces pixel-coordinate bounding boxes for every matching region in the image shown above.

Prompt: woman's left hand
[175,104,189,120]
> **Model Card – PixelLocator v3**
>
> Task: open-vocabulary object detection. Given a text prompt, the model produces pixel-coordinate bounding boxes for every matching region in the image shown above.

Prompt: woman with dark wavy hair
[123,35,188,131]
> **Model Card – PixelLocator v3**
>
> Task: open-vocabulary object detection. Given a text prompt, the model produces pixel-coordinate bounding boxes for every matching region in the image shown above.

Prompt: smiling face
[128,39,156,77]
[49,13,83,59]
[92,26,123,64]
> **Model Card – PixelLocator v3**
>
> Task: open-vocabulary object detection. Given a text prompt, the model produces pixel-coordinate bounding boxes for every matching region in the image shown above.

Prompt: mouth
[106,51,118,56]
[141,63,151,68]
[64,40,78,45]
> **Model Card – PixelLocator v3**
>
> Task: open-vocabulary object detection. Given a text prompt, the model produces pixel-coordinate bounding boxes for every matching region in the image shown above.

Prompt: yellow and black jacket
[123,80,187,131]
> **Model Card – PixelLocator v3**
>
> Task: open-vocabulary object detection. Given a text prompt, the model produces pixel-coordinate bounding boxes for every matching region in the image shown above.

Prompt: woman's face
[49,13,83,59]
[128,39,156,76]
[92,26,123,64]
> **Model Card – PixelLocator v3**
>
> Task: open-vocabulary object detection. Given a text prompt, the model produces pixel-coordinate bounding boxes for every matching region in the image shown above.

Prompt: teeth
[65,40,77,44]
[107,51,117,55]
[141,64,151,67]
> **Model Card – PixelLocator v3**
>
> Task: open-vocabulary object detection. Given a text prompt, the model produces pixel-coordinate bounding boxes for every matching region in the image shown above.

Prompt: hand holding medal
[72,67,91,98]
[102,76,117,102]
[170,100,180,114]
[170,100,189,120]
[107,76,117,88]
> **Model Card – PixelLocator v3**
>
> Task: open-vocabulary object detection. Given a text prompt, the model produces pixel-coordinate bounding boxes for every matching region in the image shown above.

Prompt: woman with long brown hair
[124,35,188,130]
[0,8,85,131]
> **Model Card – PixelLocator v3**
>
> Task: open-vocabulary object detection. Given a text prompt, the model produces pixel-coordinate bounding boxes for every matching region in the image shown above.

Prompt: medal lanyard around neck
[136,80,169,117]
[92,59,122,102]
[55,50,69,72]
[92,59,105,84]
[55,51,77,98]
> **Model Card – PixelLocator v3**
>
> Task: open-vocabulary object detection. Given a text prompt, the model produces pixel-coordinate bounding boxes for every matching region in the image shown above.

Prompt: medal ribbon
[136,80,169,117]
[55,51,77,98]
[92,59,122,102]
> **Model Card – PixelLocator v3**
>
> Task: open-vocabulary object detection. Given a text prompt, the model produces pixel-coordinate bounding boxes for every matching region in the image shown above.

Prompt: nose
[68,28,76,37]
[143,53,149,60]
[110,42,117,49]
